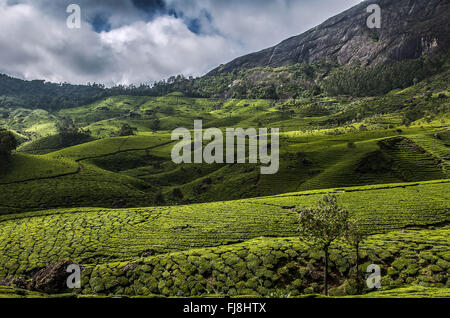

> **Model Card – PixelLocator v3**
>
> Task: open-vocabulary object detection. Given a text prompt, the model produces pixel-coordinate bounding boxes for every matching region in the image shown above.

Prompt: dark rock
[208,0,450,75]
[30,259,75,293]
[141,249,156,257]
[123,263,138,273]
[112,199,127,208]
[0,276,29,290]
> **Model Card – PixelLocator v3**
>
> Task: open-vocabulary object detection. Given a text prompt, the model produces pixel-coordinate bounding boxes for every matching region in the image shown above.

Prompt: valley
[0,0,449,300]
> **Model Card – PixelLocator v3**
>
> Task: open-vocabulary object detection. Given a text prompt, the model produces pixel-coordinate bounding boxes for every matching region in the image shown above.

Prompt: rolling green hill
[17,133,96,155]
[0,40,449,300]
[1,124,448,213]
[73,226,450,297]
[0,179,448,296]
[0,179,448,279]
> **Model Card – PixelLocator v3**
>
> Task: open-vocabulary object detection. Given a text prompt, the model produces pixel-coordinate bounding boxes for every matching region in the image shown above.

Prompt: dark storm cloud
[0,0,361,85]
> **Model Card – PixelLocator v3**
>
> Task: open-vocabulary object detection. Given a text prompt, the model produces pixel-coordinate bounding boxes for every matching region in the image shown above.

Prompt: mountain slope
[209,0,450,75]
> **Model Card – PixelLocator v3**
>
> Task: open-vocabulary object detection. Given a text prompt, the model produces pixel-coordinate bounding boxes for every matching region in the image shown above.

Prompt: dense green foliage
[0,179,448,281]
[297,194,351,294]
[0,131,17,174]
[74,227,449,297]
[322,54,447,96]
[2,51,447,116]
[0,48,449,299]
[1,225,448,297]
[0,74,109,111]
[1,126,447,213]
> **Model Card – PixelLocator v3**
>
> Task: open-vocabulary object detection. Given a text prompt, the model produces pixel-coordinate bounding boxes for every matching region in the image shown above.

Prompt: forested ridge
[1,49,449,114]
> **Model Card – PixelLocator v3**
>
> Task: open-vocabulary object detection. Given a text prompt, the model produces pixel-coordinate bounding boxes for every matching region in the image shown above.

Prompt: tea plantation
[1,225,448,297]
[74,227,450,297]
[0,180,448,286]
[0,68,449,298]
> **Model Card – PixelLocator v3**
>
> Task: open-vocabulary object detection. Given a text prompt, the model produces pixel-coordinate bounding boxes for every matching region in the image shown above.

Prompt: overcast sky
[0,0,361,86]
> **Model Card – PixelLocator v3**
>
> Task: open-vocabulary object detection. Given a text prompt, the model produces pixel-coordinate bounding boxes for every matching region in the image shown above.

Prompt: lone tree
[297,194,349,295]
[345,218,367,293]
[56,117,90,145]
[149,118,161,132]
[118,123,135,136]
[0,130,18,174]
[172,188,183,199]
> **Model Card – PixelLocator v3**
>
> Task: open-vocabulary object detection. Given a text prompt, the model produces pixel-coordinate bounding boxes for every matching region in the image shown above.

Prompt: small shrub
[172,188,183,199]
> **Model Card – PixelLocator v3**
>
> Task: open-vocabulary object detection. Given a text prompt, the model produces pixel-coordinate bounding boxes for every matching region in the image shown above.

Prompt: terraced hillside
[0,179,448,280]
[408,131,450,175]
[0,51,448,300]
[74,227,450,297]
[2,125,448,213]
[0,178,448,297]
[0,134,182,214]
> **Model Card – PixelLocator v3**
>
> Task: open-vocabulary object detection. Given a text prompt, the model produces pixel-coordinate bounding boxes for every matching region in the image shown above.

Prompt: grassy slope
[0,179,448,280]
[2,125,448,212]
[0,153,79,184]
[17,133,96,155]
[0,134,177,214]
[115,126,449,202]
[1,226,448,297]
[0,69,448,298]
[75,227,449,297]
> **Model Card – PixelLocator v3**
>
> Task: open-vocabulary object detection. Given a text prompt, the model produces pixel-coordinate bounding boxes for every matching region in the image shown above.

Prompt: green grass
[2,226,444,297]
[0,72,448,298]
[354,286,450,298]
[0,107,58,139]
[48,134,172,161]
[75,227,449,297]
[0,51,449,299]
[2,137,177,214]
[0,162,155,214]
[2,126,449,212]
[0,153,79,184]
[17,133,96,155]
[0,179,448,280]
[0,286,45,298]
[158,129,449,202]
[249,180,450,233]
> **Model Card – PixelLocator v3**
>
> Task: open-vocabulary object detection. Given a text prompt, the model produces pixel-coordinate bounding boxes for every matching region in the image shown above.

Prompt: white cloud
[0,0,361,85]
[167,0,361,52]
[0,2,233,85]
[99,16,233,85]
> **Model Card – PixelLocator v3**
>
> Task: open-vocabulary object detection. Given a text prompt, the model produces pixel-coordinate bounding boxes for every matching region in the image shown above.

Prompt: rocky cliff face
[209,0,450,75]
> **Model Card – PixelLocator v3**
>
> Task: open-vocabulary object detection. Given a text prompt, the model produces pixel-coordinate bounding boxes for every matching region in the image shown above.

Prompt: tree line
[1,50,448,112]
[322,52,447,97]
